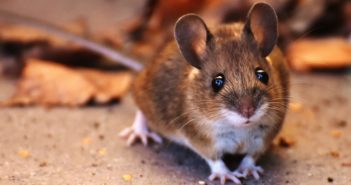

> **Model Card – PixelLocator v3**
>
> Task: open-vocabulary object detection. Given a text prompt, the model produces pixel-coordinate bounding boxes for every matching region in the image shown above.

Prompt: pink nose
[239,97,255,118]
[240,105,255,118]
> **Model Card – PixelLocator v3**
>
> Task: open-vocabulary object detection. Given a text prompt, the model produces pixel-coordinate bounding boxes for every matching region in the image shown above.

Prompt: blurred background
[0,0,350,185]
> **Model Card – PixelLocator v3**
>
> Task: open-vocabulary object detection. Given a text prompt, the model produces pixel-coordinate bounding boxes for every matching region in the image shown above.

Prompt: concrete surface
[0,1,351,185]
[0,72,351,185]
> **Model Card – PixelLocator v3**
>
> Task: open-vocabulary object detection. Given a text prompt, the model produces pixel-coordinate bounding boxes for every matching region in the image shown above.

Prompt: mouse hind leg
[119,110,162,146]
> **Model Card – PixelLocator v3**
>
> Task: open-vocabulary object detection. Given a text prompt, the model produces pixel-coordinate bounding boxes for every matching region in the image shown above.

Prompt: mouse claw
[234,156,264,180]
[119,110,162,146]
[126,132,138,146]
[120,127,162,146]
[119,127,132,138]
[149,132,162,144]
[208,172,241,185]
[207,159,242,185]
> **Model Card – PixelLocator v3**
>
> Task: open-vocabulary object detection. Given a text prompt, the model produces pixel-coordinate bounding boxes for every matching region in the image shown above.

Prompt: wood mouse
[120,2,290,184]
[0,2,289,184]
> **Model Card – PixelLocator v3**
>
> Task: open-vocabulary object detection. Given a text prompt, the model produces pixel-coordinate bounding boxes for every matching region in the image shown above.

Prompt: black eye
[255,68,269,85]
[212,74,225,92]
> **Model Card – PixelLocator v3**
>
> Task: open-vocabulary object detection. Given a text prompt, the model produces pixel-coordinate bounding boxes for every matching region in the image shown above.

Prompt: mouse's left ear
[243,2,278,57]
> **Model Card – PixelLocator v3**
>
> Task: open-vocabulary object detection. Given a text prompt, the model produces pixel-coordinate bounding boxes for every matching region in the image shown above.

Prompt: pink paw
[119,127,162,146]
[207,159,242,185]
[234,156,264,180]
[209,171,242,185]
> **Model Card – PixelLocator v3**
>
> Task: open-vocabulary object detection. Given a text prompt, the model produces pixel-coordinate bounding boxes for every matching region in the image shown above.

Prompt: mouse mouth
[241,119,255,127]
[220,103,268,127]
[219,109,252,127]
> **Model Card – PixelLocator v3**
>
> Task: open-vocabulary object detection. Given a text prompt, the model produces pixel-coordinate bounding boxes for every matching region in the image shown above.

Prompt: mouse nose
[239,97,256,118]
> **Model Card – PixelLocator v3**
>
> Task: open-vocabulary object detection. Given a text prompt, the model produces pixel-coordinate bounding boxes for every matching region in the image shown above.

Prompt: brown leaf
[287,38,351,72]
[2,59,132,107]
[78,68,132,104]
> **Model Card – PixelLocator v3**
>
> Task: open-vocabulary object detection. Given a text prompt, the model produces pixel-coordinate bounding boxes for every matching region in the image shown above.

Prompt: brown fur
[132,0,290,163]
[133,21,289,161]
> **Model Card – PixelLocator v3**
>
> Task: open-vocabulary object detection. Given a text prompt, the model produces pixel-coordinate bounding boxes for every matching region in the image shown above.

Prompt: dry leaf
[78,69,132,104]
[2,59,132,106]
[287,38,351,72]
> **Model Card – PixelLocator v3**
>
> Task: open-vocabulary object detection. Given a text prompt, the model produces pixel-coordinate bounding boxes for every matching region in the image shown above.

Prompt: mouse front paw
[207,159,242,185]
[119,127,162,146]
[209,171,242,185]
[234,156,264,180]
[119,110,162,146]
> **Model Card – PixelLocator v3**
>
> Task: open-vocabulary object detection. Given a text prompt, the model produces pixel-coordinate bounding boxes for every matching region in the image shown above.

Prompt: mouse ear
[174,14,211,69]
[243,2,278,57]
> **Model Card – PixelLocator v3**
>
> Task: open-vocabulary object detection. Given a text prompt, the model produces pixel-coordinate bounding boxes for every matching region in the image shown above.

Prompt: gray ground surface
[0,1,351,185]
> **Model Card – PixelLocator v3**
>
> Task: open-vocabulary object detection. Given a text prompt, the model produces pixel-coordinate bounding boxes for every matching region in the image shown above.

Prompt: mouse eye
[255,67,269,85]
[212,74,225,92]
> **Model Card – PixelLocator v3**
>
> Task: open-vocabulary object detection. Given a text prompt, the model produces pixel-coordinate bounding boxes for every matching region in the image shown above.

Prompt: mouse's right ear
[243,2,278,57]
[174,14,211,69]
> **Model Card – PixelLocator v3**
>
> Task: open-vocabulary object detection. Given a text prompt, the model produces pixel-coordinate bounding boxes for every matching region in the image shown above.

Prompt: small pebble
[98,148,107,156]
[99,135,105,140]
[327,177,334,183]
[93,121,100,129]
[18,149,30,158]
[330,151,340,158]
[341,162,351,167]
[81,137,92,146]
[330,130,342,138]
[39,161,47,167]
[277,136,295,148]
[198,180,206,185]
[289,102,303,112]
[122,174,132,182]
[335,120,347,127]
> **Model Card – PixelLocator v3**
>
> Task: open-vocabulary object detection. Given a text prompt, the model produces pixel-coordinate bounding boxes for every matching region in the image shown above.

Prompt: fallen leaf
[1,59,132,106]
[78,68,132,104]
[287,38,351,72]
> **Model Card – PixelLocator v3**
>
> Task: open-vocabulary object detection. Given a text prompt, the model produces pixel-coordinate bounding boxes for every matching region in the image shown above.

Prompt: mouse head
[175,3,284,127]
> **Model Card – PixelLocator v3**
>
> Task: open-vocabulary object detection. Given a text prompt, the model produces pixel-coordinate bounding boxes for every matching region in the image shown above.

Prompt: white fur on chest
[212,121,265,155]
